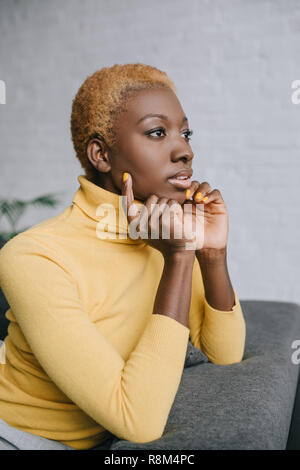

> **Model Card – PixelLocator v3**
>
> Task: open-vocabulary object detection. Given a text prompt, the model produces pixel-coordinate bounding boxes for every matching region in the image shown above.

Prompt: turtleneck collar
[72,175,146,245]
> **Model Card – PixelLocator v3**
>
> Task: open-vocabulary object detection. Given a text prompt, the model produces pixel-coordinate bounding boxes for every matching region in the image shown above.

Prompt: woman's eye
[146,128,166,138]
[146,128,193,141]
[183,129,193,142]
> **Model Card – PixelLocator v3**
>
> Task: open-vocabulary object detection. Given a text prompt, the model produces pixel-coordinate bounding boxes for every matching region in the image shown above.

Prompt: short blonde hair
[70,63,177,179]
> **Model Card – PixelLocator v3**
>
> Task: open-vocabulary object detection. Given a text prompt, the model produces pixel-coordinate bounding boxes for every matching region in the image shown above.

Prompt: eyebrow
[137,113,188,125]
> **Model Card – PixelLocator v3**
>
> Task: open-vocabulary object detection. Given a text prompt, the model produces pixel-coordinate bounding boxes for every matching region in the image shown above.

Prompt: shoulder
[0,206,73,261]
[0,230,79,302]
[0,230,66,277]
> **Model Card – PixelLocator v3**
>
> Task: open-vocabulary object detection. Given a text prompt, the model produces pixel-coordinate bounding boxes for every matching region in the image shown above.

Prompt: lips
[169,169,193,179]
[167,169,193,189]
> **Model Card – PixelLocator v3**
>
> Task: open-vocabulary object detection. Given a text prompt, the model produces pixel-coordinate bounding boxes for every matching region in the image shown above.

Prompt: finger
[167,199,183,219]
[149,197,169,238]
[198,188,223,205]
[184,198,205,214]
[137,194,158,234]
[122,172,140,223]
[192,181,212,203]
[185,180,201,200]
[166,199,183,235]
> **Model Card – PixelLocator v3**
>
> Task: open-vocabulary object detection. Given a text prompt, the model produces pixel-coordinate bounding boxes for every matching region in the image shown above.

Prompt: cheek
[129,170,166,202]
[125,148,164,182]
[114,136,170,197]
[126,134,165,167]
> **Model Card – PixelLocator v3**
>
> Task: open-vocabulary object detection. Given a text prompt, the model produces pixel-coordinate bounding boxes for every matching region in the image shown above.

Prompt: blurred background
[0,0,299,304]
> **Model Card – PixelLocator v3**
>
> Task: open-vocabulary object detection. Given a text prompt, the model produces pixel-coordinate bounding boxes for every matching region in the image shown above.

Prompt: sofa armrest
[108,300,300,450]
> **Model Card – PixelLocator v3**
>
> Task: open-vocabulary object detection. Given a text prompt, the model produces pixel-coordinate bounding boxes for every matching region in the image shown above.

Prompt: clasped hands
[122,172,229,256]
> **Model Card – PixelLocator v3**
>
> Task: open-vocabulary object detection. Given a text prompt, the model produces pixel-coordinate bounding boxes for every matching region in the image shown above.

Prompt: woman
[0,63,246,450]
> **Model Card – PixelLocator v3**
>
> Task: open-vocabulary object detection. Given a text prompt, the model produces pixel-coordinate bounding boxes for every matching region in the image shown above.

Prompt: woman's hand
[122,172,196,258]
[184,180,229,253]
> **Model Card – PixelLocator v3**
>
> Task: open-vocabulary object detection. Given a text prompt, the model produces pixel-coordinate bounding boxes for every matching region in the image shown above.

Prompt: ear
[86,137,111,173]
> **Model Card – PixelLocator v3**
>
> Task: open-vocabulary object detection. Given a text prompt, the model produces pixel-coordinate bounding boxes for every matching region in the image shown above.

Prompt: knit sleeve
[200,289,246,365]
[0,234,190,443]
[188,259,246,365]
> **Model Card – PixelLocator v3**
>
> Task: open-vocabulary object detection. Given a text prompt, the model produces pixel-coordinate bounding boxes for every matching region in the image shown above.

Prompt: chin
[153,188,187,204]
[136,184,187,204]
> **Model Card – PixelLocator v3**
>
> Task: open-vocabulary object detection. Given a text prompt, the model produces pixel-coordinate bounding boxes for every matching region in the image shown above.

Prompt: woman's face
[97,87,194,204]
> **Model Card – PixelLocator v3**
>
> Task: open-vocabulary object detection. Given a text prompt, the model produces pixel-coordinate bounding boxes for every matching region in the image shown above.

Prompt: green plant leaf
[0,193,61,234]
[29,194,60,207]
[0,200,26,228]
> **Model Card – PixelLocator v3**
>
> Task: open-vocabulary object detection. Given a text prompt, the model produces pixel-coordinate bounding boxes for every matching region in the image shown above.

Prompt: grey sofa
[0,273,300,449]
[106,300,300,450]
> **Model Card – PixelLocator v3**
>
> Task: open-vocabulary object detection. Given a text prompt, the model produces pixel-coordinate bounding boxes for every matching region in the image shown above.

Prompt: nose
[170,134,194,166]
[170,147,194,165]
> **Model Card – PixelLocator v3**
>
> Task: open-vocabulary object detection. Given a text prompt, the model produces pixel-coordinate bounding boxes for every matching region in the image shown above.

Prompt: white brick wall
[0,0,299,303]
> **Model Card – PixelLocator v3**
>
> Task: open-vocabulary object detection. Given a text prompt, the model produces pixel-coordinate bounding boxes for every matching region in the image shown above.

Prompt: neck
[88,172,121,196]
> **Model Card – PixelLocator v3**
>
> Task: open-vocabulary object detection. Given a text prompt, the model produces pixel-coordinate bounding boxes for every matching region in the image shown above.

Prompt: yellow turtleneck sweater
[0,175,246,450]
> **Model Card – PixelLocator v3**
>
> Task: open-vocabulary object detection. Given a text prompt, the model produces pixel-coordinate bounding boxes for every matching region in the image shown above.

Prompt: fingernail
[203,196,208,202]
[123,172,128,182]
[195,192,202,201]
[185,189,191,199]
